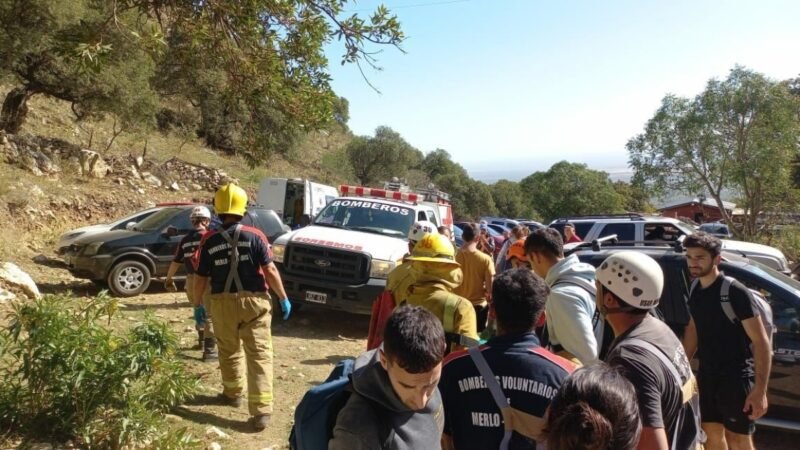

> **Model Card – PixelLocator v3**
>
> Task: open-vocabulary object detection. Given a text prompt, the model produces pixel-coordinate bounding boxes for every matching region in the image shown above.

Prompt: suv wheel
[108,260,151,297]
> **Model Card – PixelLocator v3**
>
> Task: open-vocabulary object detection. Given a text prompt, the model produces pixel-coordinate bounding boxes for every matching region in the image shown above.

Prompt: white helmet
[408,220,437,243]
[596,251,663,309]
[190,206,212,219]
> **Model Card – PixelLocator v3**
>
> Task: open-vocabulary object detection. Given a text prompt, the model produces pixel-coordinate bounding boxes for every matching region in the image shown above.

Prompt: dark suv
[568,240,800,430]
[64,206,289,297]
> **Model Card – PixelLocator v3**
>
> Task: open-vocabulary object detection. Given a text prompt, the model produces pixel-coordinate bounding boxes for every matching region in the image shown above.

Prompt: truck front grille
[284,244,370,285]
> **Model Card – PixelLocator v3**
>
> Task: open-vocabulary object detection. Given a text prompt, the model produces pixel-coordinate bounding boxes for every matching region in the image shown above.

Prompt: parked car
[698,222,734,239]
[569,239,800,430]
[480,217,520,231]
[550,214,791,274]
[56,202,194,255]
[518,220,545,232]
[64,206,290,297]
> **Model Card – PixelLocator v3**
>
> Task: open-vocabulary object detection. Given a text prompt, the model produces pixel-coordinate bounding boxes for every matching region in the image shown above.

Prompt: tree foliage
[628,66,800,238]
[520,161,625,221]
[613,180,655,213]
[346,126,422,186]
[0,1,404,163]
[490,180,536,220]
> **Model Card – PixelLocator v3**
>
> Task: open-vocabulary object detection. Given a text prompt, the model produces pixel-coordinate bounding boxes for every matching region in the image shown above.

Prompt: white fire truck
[271,183,453,314]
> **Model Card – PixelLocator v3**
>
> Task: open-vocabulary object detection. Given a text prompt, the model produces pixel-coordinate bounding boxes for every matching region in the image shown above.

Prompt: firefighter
[194,183,292,431]
[165,205,217,361]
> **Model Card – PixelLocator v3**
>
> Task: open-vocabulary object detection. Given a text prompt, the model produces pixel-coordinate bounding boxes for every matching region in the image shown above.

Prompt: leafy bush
[0,293,200,449]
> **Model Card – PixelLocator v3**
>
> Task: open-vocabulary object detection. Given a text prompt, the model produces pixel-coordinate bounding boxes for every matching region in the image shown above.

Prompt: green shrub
[0,293,200,449]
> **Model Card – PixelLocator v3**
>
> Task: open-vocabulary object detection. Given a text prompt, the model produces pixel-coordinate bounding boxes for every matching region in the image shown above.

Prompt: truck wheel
[108,260,151,297]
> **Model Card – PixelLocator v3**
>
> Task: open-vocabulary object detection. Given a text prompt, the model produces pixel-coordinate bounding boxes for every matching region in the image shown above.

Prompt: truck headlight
[272,244,286,263]
[83,242,104,256]
[370,259,397,279]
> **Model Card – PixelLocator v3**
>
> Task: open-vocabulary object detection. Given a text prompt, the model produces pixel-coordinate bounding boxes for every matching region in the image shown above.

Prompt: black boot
[196,330,203,350]
[203,337,218,362]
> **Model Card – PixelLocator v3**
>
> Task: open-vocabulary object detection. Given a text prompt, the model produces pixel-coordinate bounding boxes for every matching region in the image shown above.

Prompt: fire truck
[270,182,453,315]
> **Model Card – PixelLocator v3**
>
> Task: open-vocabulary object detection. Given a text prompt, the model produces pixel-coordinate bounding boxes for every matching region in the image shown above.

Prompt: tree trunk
[0,87,33,133]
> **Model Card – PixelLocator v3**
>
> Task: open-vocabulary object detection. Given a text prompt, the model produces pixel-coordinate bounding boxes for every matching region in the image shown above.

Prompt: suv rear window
[550,222,594,240]
[598,223,635,241]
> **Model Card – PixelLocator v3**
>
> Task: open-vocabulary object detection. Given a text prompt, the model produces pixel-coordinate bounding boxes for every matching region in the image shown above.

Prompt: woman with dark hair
[546,363,642,450]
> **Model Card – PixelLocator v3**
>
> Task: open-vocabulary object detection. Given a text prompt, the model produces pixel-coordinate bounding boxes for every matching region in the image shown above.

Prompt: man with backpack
[329,305,446,450]
[597,251,703,450]
[683,233,772,450]
[439,268,576,450]
[525,228,603,365]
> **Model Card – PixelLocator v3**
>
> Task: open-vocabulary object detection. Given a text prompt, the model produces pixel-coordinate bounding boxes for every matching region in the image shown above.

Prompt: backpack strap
[719,276,738,324]
[551,278,603,350]
[468,347,512,450]
[218,224,244,293]
[614,338,697,450]
[688,278,700,299]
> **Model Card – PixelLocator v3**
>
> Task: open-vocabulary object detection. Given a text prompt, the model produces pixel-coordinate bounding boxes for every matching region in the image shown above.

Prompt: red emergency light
[339,185,420,203]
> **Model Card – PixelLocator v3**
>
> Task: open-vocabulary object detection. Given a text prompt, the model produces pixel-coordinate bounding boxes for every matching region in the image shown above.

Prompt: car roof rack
[552,213,646,222]
[568,235,686,253]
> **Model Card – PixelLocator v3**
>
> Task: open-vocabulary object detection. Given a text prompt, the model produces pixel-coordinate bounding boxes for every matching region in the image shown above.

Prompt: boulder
[78,149,111,178]
[0,262,40,299]
[143,174,162,187]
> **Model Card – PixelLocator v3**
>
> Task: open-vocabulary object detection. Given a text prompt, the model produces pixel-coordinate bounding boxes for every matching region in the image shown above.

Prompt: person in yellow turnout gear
[386,220,437,306]
[404,232,480,353]
[194,183,292,432]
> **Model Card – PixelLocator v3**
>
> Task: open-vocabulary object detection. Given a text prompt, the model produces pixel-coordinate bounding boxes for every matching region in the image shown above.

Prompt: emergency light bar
[339,185,420,203]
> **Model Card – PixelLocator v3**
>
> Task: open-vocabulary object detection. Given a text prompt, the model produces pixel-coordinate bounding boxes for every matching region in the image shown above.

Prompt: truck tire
[108,260,151,297]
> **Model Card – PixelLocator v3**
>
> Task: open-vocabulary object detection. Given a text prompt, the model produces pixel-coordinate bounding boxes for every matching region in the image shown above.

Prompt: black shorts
[698,373,756,435]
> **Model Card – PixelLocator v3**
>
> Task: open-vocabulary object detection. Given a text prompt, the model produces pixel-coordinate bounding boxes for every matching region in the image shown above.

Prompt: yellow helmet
[214,183,247,216]
[408,232,459,266]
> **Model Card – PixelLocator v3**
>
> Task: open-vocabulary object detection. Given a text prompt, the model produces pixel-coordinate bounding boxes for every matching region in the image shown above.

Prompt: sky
[324,0,800,181]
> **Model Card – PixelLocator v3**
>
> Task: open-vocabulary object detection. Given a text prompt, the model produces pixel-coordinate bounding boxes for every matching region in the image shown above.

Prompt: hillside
[0,85,353,272]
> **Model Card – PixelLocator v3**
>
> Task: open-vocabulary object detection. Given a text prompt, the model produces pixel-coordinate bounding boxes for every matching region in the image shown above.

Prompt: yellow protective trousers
[184,274,214,339]
[209,291,274,416]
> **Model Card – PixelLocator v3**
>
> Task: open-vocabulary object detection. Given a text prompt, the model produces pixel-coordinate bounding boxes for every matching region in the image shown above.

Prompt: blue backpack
[289,359,354,450]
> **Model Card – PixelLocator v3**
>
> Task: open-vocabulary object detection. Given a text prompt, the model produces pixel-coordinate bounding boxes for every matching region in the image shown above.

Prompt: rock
[190,183,203,191]
[184,326,195,332]
[205,426,230,440]
[207,443,223,450]
[33,254,49,264]
[135,156,144,168]
[143,174,162,187]
[136,188,145,195]
[168,181,180,191]
[0,262,40,299]
[0,287,15,303]
[78,149,111,178]
[115,177,125,185]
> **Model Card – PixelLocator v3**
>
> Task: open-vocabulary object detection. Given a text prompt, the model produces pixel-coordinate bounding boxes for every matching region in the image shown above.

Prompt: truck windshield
[313,199,413,238]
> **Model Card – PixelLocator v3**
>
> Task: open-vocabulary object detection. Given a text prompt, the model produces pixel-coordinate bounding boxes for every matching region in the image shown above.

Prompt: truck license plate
[305,291,327,304]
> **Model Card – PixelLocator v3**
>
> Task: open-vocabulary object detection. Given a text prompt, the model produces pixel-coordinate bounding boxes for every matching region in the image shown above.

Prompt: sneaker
[250,414,271,431]
[214,393,242,408]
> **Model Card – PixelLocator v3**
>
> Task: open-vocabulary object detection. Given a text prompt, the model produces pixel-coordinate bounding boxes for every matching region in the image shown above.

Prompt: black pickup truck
[64,205,289,296]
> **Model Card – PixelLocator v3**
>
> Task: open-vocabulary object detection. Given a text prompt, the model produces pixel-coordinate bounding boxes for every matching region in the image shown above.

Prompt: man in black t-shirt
[683,233,772,450]
[596,251,703,450]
